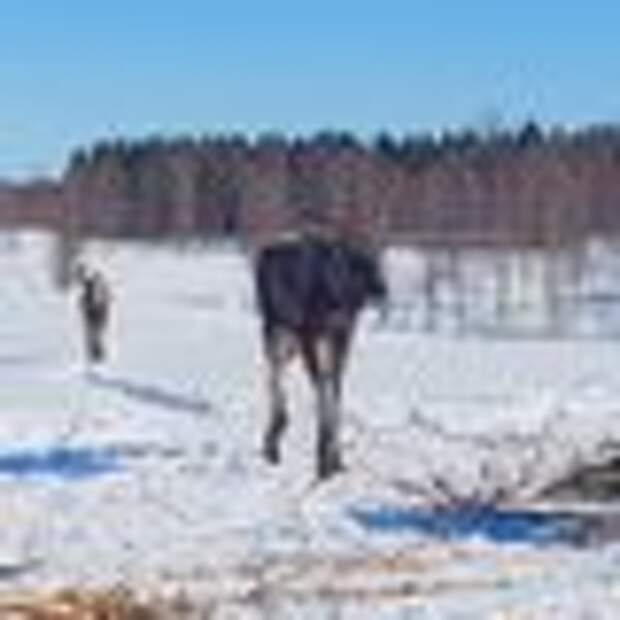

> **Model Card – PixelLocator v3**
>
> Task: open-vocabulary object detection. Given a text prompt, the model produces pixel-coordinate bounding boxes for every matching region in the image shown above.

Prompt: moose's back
[254,233,386,335]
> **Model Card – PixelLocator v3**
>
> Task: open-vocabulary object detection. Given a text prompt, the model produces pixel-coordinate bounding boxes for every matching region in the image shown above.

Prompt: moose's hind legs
[262,329,295,465]
[305,333,349,480]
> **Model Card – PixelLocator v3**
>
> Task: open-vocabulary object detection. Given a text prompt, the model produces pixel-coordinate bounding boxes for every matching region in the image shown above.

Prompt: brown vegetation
[0,587,160,619]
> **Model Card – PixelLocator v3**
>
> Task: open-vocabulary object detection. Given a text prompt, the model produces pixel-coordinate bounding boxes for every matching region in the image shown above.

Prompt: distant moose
[254,232,387,479]
[74,262,112,364]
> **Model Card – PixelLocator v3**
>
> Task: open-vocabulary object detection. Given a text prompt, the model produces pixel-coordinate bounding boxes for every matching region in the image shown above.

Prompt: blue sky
[1,1,620,179]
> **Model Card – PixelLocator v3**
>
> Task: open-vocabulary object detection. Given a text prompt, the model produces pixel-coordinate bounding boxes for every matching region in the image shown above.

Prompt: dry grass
[0,548,553,618]
[0,587,165,620]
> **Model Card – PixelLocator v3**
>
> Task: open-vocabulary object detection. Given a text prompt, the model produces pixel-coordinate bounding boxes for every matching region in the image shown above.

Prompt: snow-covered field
[3,231,620,617]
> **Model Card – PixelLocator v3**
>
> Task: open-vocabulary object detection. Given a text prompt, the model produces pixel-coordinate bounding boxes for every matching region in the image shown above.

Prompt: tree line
[10,121,620,246]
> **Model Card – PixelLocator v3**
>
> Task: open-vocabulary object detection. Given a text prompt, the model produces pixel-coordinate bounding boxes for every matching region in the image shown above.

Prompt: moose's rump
[255,236,377,333]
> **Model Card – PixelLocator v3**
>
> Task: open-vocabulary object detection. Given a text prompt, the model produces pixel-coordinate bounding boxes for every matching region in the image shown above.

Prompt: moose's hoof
[263,440,281,465]
[318,455,345,481]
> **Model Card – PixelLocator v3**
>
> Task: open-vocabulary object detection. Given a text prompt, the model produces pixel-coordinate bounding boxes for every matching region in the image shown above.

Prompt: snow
[2,231,620,616]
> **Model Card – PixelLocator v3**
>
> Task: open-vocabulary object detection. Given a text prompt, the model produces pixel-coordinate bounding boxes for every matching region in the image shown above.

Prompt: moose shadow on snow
[86,370,212,417]
[0,353,48,367]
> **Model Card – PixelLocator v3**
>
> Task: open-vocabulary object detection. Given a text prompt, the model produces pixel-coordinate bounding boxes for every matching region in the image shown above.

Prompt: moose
[74,262,112,364]
[254,231,387,479]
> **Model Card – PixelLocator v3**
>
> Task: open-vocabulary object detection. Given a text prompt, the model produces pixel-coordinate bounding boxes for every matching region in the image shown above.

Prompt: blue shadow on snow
[0,446,120,480]
[349,504,589,546]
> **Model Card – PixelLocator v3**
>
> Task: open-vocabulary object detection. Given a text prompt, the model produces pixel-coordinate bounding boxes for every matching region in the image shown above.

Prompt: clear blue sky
[1,1,620,179]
